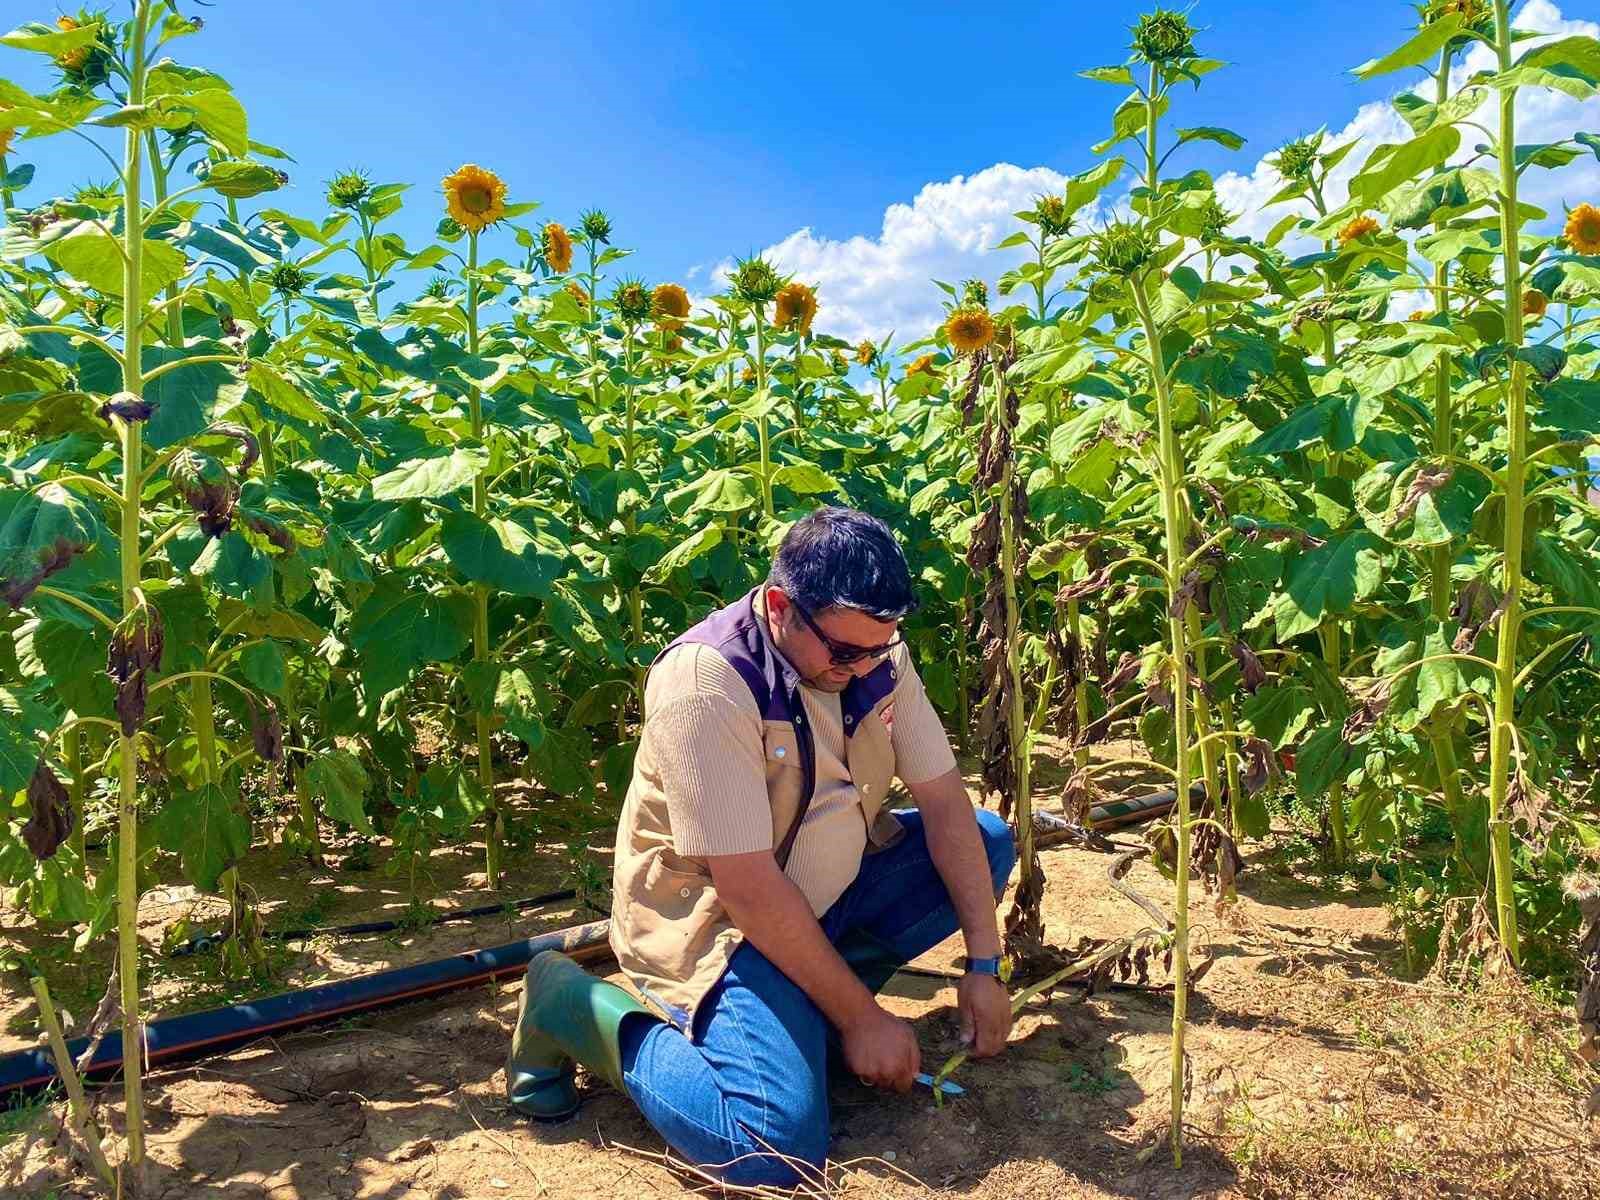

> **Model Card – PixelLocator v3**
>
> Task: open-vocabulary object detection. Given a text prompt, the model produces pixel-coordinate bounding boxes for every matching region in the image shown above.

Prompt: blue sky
[6,2,1599,338]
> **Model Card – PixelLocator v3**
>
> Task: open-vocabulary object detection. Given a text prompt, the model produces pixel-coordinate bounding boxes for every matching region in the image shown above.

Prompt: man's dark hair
[769,506,918,619]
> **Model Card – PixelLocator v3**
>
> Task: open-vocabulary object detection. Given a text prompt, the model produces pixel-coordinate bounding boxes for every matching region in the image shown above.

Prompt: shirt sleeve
[642,645,774,858]
[888,644,959,786]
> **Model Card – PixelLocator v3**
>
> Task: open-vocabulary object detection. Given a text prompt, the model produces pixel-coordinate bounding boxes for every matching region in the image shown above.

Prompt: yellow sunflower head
[1564,202,1600,255]
[441,164,507,234]
[1337,214,1381,246]
[741,364,757,385]
[1408,309,1430,322]
[773,281,818,335]
[945,306,995,355]
[907,353,937,378]
[1521,288,1549,319]
[855,339,877,367]
[652,282,691,328]
[565,281,590,307]
[542,222,574,274]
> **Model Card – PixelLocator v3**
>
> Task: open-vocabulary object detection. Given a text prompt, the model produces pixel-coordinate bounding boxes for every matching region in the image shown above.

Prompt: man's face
[765,586,900,693]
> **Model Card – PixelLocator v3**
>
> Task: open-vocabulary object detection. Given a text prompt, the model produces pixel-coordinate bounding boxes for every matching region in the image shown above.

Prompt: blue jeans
[618,808,1015,1187]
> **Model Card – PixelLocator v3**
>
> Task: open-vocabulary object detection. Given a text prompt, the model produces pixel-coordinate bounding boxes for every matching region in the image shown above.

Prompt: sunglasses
[789,599,905,666]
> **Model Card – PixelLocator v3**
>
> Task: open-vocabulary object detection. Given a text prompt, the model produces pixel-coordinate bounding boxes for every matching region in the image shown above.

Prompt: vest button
[775,746,786,758]
[844,714,853,726]
[679,887,691,898]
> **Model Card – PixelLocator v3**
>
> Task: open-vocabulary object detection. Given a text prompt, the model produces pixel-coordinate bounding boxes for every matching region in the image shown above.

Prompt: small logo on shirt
[880,701,896,732]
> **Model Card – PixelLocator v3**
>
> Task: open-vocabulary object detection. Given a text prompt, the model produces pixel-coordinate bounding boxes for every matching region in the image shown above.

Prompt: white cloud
[1216,0,1600,250]
[711,164,1070,344]
[727,1,1598,342]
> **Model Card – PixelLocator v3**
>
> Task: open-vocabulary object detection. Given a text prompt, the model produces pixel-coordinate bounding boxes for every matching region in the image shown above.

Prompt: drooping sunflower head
[326,168,372,210]
[1564,202,1600,255]
[855,339,877,367]
[54,13,111,85]
[731,255,784,305]
[1033,195,1073,238]
[580,208,613,244]
[651,282,691,327]
[612,277,653,324]
[960,279,989,309]
[945,306,996,356]
[266,262,309,296]
[774,281,818,334]
[1094,222,1158,277]
[441,164,508,234]
[566,281,590,307]
[422,275,453,301]
[1522,288,1550,319]
[906,353,937,378]
[1420,0,1489,27]
[1457,265,1494,294]
[542,222,574,274]
[1273,137,1319,183]
[1131,9,1197,64]
[831,349,848,374]
[741,364,757,385]
[1337,214,1381,246]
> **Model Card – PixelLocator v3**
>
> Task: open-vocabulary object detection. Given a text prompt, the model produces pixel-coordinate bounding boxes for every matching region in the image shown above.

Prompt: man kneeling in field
[505,506,1015,1186]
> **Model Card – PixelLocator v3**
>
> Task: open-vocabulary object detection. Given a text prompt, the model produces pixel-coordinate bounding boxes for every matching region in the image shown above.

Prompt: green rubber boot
[505,950,657,1120]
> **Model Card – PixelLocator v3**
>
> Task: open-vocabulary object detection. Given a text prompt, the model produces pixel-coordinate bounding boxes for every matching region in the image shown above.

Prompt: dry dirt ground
[3,752,1597,1200]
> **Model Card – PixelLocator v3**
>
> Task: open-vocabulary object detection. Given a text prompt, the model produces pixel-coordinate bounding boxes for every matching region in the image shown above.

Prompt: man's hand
[957,972,1011,1058]
[841,1004,921,1092]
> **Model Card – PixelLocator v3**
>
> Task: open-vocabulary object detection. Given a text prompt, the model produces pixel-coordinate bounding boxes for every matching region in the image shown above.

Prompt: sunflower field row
[1,0,1598,1173]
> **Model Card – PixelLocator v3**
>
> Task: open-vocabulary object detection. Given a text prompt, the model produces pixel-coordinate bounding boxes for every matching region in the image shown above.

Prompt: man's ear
[765,585,789,620]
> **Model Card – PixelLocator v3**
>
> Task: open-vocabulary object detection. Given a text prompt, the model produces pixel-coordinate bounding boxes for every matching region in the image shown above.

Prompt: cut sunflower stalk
[1485,0,1529,964]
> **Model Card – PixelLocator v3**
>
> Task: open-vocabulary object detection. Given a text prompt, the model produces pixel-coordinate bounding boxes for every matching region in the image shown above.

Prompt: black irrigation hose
[168,886,582,957]
[0,788,1185,1106]
[0,918,613,1105]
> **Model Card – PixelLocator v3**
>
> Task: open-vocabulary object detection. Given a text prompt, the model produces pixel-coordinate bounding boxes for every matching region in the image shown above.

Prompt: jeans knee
[975,809,1016,896]
[721,1094,828,1187]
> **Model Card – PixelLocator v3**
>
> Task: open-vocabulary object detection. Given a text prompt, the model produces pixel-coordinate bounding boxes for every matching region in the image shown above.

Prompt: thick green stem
[995,361,1034,916]
[753,310,774,518]
[115,3,154,1170]
[1068,599,1090,768]
[1322,621,1350,866]
[1487,0,1525,965]
[956,590,972,756]
[466,232,502,888]
[1416,46,1471,878]
[1132,264,1193,1170]
[65,725,87,882]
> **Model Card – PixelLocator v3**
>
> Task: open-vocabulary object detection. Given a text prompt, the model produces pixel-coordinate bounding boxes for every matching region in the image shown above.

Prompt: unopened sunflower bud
[1131,9,1197,64]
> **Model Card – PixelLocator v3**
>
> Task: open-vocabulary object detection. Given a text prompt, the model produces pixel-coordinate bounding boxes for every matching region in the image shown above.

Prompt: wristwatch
[960,955,1012,982]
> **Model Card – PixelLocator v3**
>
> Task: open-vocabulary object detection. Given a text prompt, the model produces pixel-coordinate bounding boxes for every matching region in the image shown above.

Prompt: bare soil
[4,748,1597,1199]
